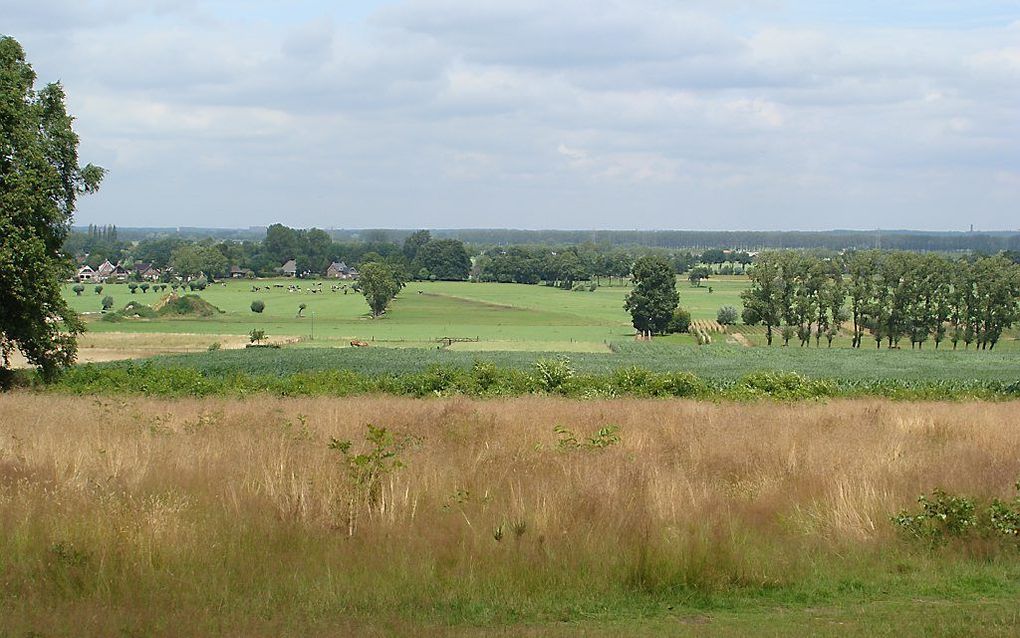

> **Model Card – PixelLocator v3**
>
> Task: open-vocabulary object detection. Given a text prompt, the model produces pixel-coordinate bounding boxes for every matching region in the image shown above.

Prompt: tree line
[741,251,1020,350]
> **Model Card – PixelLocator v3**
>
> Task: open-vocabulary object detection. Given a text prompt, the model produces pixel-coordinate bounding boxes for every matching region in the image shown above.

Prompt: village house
[135,263,161,281]
[280,259,297,277]
[109,263,131,283]
[230,266,254,279]
[325,261,358,279]
[96,260,116,280]
[76,265,96,282]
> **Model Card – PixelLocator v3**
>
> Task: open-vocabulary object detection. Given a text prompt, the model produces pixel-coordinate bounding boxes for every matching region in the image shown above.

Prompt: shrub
[533,357,575,393]
[128,282,138,294]
[249,329,266,345]
[101,295,114,311]
[208,342,222,352]
[668,308,692,334]
[717,306,738,325]
[72,284,85,296]
[740,370,834,399]
[94,285,103,294]
[251,300,265,313]
[140,283,150,293]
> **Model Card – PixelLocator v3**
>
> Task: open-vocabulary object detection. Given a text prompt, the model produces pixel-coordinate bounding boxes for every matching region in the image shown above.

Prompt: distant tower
[970,224,974,233]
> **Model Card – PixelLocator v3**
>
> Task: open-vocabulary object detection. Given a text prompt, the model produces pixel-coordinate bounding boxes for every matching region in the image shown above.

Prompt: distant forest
[72,226,1020,253]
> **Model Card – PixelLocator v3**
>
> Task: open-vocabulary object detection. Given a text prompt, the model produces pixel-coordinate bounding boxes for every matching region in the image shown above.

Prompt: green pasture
[62,276,749,348]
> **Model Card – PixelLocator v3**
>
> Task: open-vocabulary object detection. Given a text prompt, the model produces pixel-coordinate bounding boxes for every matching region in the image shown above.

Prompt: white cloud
[5,0,1018,229]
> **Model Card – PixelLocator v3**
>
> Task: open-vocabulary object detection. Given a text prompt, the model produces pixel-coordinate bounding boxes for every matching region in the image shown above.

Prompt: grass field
[61,277,748,349]
[4,394,1020,636]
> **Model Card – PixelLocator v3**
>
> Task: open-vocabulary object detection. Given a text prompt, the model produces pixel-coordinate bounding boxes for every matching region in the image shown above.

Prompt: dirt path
[729,332,752,347]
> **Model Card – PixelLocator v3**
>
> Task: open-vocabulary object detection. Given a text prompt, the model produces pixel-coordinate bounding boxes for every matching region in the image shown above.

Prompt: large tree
[624,255,679,334]
[357,262,403,318]
[1,37,104,380]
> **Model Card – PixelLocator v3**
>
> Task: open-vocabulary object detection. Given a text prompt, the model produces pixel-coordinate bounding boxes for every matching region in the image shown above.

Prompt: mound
[153,293,224,317]
[101,300,158,322]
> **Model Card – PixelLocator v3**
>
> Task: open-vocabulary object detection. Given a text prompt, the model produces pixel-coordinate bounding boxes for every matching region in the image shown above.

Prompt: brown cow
[350,340,369,347]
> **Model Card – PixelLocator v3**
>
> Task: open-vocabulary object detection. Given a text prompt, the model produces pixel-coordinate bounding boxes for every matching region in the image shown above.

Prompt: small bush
[128,283,138,294]
[892,482,1020,550]
[72,284,85,296]
[140,283,150,293]
[101,295,114,311]
[251,300,265,313]
[668,308,692,334]
[94,285,103,294]
[717,306,739,325]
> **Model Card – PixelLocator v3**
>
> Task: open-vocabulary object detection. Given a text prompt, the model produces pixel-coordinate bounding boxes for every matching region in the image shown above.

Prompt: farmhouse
[230,266,254,279]
[135,263,161,281]
[76,265,96,282]
[96,260,116,280]
[280,259,297,277]
[326,261,357,279]
[109,264,131,282]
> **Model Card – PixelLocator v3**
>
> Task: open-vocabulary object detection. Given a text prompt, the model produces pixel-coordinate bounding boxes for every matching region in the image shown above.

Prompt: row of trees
[67,222,758,285]
[741,251,1020,350]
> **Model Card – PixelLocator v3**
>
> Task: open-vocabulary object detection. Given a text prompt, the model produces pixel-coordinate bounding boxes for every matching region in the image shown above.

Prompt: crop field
[4,394,1020,636]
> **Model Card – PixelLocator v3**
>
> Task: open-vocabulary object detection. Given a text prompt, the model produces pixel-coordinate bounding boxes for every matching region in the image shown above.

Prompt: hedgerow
[41,358,1017,401]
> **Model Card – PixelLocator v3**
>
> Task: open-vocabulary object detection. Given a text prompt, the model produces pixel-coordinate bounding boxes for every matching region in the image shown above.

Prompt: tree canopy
[1,36,104,380]
[624,256,678,334]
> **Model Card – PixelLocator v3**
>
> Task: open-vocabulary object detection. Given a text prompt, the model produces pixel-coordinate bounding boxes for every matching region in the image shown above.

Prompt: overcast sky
[4,0,1019,230]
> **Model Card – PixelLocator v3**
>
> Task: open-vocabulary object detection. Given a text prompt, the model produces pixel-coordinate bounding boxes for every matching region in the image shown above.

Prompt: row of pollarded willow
[741,251,1020,350]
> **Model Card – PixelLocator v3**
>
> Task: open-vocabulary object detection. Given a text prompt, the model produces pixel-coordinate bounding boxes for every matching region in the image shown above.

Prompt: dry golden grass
[7,332,302,366]
[3,395,1020,635]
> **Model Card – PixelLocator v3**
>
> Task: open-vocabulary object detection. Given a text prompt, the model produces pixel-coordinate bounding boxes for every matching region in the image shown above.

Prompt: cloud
[5,0,1018,229]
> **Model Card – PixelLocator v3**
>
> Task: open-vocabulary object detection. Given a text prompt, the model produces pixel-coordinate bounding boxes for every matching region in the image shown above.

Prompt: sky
[3,0,1019,231]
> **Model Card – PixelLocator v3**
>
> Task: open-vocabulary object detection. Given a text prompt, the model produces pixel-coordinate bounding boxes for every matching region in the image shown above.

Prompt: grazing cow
[350,340,369,347]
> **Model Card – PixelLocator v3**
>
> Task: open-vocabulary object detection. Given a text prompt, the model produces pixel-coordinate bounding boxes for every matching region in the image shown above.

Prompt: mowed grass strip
[4,395,1020,636]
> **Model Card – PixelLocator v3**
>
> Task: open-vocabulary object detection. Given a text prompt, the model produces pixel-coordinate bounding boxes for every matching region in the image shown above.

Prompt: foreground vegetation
[33,343,1020,400]
[3,395,1020,636]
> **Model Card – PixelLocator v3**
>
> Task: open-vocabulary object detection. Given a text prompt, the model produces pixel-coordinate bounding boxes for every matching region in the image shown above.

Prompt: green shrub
[251,300,265,313]
[893,482,1020,549]
[72,284,85,296]
[94,285,103,294]
[533,357,575,393]
[668,308,692,334]
[128,283,138,293]
[717,306,738,325]
[101,295,114,311]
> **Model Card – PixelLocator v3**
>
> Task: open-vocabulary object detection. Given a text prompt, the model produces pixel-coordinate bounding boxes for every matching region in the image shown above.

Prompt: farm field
[60,277,748,350]
[4,394,1020,636]
[81,341,1020,384]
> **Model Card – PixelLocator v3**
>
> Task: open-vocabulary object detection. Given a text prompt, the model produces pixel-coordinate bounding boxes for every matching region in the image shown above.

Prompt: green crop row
[39,359,1020,400]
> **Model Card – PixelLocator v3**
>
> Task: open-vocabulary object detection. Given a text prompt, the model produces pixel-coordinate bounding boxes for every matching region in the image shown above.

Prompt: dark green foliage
[93,285,103,295]
[412,238,471,280]
[358,261,403,317]
[250,299,265,313]
[668,307,692,333]
[101,295,114,311]
[625,256,679,334]
[0,37,104,378]
[717,305,739,325]
[72,284,85,296]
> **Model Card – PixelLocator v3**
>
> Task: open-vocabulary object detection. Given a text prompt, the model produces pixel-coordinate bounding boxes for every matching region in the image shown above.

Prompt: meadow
[3,394,1020,636]
[61,277,749,350]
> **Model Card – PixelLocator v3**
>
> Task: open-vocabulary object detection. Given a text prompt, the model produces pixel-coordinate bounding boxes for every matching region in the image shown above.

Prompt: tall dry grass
[2,395,1020,634]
